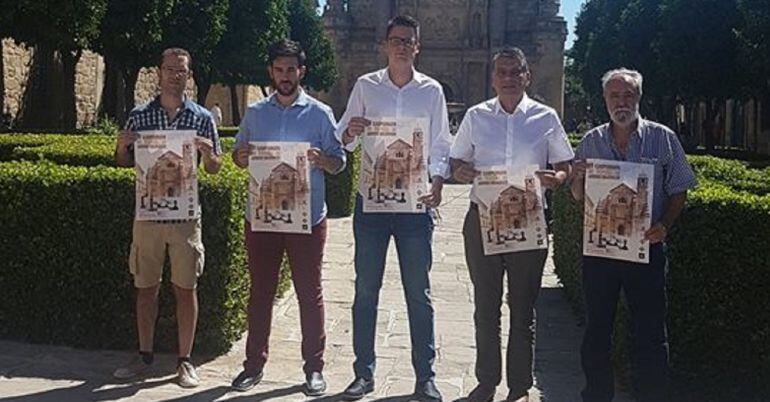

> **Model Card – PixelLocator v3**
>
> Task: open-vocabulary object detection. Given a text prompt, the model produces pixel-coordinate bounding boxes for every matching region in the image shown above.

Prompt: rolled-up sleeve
[336,81,364,152]
[664,131,697,195]
[449,110,474,162]
[428,86,452,178]
[320,107,346,174]
[234,110,253,148]
[546,112,575,164]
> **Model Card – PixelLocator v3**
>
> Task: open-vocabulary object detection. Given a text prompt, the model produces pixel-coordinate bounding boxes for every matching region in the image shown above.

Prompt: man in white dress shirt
[449,47,574,402]
[336,15,452,402]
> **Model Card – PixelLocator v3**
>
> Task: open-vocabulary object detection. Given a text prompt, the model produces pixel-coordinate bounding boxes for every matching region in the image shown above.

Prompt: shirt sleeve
[336,80,365,152]
[664,131,697,195]
[428,85,453,179]
[449,109,474,163]
[234,109,252,149]
[203,115,222,156]
[320,107,346,174]
[546,112,575,164]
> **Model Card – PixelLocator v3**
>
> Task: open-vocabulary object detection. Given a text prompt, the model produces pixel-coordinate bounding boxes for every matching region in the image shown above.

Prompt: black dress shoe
[304,371,327,396]
[231,369,263,392]
[342,377,375,400]
[468,384,496,402]
[415,379,443,402]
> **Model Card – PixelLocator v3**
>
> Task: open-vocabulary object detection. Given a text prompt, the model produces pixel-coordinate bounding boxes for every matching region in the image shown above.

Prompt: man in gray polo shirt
[570,68,696,402]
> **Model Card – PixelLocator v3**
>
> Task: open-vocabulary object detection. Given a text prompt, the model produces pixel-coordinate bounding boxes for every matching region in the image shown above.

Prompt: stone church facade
[319,0,568,119]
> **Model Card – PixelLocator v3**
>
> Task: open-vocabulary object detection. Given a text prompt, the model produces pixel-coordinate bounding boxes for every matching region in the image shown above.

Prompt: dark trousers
[580,244,670,402]
[243,219,327,375]
[463,207,548,398]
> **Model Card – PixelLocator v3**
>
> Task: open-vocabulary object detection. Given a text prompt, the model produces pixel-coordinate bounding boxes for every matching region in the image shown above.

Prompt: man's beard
[274,80,298,97]
[610,107,640,127]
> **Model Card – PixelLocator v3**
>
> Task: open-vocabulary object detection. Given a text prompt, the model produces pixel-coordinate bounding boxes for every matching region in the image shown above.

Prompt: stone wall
[2,40,262,128]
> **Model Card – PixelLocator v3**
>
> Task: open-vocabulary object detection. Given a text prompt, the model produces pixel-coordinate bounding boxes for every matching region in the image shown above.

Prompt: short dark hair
[386,15,420,39]
[159,47,192,69]
[267,38,306,66]
[492,47,529,71]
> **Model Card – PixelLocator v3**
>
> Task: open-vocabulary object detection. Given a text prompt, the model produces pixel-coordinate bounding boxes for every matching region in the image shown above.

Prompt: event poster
[473,165,548,255]
[134,130,199,221]
[248,141,311,234]
[359,117,429,213]
[583,159,654,263]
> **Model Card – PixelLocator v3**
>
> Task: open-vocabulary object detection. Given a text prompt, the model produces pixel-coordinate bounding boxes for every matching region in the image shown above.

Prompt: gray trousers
[463,206,548,398]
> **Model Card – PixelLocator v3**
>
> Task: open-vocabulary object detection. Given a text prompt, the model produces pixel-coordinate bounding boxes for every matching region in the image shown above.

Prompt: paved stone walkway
[0,185,631,402]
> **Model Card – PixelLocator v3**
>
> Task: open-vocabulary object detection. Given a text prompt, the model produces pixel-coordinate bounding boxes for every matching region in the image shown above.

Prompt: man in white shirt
[449,48,574,402]
[336,15,452,402]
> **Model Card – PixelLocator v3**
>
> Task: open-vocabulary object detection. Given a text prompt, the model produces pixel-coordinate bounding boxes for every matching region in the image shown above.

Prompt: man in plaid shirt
[113,47,222,388]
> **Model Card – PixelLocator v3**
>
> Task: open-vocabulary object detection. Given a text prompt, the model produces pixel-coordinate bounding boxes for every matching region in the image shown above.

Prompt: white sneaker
[177,361,200,388]
[113,356,151,379]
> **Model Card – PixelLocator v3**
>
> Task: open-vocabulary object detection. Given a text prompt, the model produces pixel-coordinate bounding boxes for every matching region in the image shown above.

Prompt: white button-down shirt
[450,94,575,204]
[336,68,453,184]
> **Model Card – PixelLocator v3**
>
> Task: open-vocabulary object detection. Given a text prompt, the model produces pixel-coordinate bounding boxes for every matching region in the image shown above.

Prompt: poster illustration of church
[583,159,654,263]
[134,130,198,221]
[248,141,311,234]
[360,117,429,213]
[474,165,547,255]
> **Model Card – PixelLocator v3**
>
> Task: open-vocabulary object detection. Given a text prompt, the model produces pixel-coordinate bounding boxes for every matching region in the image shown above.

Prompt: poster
[248,141,311,234]
[134,130,198,221]
[473,165,548,255]
[359,117,429,213]
[583,159,654,263]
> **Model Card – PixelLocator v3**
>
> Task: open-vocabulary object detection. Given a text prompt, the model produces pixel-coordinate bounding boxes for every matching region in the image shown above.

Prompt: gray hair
[601,68,643,95]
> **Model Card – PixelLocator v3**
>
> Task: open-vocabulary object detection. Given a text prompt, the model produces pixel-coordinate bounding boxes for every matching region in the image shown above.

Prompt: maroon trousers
[243,219,327,375]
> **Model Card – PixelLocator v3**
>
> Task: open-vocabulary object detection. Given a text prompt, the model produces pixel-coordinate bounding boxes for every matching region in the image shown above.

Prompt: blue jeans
[580,243,670,402]
[351,195,436,382]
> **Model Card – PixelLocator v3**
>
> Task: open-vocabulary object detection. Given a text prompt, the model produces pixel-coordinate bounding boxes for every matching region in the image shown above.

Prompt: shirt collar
[149,96,195,113]
[492,93,532,116]
[268,88,310,109]
[376,67,425,87]
[602,117,647,142]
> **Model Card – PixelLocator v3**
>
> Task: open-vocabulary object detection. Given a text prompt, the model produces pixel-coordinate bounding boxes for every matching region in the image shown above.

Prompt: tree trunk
[122,67,140,124]
[193,67,211,106]
[60,49,81,129]
[260,86,269,97]
[0,39,5,126]
[99,55,127,125]
[17,45,62,130]
[229,83,241,126]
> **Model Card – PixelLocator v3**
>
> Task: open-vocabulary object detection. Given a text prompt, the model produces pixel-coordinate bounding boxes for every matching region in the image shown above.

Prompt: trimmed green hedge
[0,160,249,354]
[552,158,770,401]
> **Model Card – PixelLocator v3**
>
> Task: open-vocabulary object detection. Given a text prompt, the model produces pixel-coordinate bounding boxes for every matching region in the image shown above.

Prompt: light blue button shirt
[575,118,697,223]
[235,91,346,226]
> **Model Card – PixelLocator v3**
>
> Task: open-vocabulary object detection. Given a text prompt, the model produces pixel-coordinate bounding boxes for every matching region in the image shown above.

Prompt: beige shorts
[128,219,205,289]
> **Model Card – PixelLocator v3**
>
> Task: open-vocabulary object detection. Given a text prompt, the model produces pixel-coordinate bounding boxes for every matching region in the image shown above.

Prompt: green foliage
[551,157,770,400]
[288,0,338,92]
[6,0,107,51]
[325,148,359,218]
[213,0,289,88]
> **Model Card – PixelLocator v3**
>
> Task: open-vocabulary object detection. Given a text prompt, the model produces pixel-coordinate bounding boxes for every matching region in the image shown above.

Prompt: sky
[317,0,584,49]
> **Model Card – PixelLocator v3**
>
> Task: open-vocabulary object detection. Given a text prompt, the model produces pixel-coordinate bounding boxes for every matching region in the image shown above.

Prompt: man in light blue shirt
[570,68,696,402]
[229,39,345,397]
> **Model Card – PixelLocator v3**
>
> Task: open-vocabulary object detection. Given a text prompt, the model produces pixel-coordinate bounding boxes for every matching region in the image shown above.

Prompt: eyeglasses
[162,67,190,76]
[387,36,417,48]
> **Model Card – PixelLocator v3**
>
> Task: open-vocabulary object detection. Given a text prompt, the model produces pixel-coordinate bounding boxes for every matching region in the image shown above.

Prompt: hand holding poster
[359,117,429,213]
[134,130,199,221]
[473,165,548,255]
[248,141,311,234]
[583,159,654,263]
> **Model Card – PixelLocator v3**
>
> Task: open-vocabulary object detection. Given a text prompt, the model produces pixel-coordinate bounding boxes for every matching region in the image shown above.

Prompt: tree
[212,0,289,125]
[162,0,229,104]
[95,0,174,125]
[288,0,338,92]
[7,0,107,129]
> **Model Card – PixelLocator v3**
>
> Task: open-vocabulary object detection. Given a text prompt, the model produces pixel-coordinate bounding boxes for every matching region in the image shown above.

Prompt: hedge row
[551,157,770,401]
[0,160,249,355]
[0,133,360,354]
